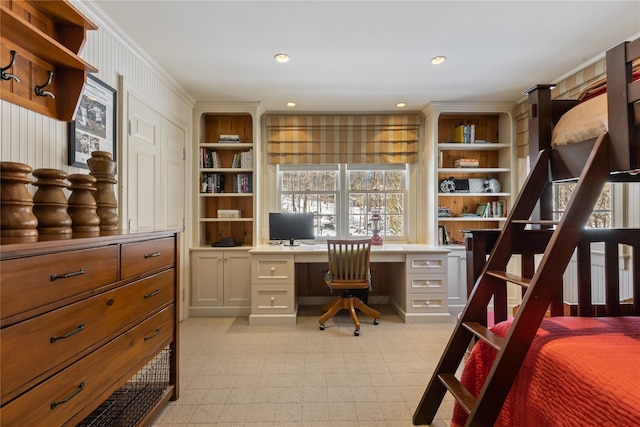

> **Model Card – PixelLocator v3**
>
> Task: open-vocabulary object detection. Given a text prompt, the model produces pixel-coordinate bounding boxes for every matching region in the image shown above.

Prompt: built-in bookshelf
[424,103,515,247]
[196,112,256,247]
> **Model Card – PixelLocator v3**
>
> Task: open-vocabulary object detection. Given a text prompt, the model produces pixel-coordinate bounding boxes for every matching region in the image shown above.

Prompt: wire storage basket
[77,347,171,427]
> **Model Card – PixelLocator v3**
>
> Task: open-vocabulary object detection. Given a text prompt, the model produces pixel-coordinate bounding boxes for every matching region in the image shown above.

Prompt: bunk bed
[413,38,640,427]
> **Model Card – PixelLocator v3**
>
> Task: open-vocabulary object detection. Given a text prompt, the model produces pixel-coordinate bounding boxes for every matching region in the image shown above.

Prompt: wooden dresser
[0,230,180,426]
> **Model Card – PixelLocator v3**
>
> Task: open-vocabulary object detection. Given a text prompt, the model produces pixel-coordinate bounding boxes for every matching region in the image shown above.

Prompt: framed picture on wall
[68,74,117,169]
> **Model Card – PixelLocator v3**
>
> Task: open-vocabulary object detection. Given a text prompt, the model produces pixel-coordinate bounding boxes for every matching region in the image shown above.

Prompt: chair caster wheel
[373,319,380,325]
[354,329,360,336]
[319,324,325,330]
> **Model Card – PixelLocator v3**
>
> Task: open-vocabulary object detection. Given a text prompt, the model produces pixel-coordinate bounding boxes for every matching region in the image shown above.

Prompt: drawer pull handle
[50,268,85,281]
[51,382,85,409]
[51,324,85,343]
[144,289,161,298]
[144,252,161,259]
[145,328,161,341]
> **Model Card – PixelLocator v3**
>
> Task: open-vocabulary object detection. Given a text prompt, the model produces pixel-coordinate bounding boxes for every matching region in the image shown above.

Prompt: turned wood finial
[32,168,72,235]
[68,173,101,234]
[87,151,119,230]
[0,161,39,237]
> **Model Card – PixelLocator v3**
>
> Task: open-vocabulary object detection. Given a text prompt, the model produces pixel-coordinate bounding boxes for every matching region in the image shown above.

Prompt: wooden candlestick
[0,161,38,237]
[68,174,100,234]
[32,168,72,235]
[87,151,119,231]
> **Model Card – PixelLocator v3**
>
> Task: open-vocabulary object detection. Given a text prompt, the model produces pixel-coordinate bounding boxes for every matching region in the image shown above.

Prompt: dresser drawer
[1,269,174,402]
[0,246,118,320]
[251,284,295,314]
[121,237,175,279]
[252,255,294,283]
[406,273,447,294]
[405,293,448,314]
[0,305,175,427]
[406,254,447,274]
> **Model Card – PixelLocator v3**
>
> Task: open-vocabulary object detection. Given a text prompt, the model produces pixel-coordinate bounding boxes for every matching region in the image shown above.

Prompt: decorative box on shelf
[217,209,241,218]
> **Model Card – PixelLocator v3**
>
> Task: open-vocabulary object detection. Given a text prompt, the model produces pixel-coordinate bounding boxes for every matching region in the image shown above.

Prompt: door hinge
[182,147,186,160]
[128,119,132,136]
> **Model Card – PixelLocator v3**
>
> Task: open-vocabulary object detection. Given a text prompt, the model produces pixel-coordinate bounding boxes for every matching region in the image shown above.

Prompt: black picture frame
[68,74,117,169]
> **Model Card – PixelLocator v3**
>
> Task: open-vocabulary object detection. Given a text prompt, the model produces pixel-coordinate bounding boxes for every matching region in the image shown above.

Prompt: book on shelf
[217,209,241,218]
[438,206,451,218]
[232,149,253,168]
[475,202,490,218]
[453,124,476,143]
[200,148,221,168]
[201,172,225,193]
[438,225,450,245]
[233,172,253,193]
[454,158,479,168]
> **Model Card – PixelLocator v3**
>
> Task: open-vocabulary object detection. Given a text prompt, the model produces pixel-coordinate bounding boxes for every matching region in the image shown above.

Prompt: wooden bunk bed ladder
[413,134,611,426]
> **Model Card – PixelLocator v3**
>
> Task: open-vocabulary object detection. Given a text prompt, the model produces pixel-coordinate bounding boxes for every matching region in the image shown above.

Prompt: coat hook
[1,50,21,83]
[35,70,55,98]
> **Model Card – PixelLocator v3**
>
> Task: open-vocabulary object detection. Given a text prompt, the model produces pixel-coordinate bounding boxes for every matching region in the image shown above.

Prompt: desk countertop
[250,243,449,255]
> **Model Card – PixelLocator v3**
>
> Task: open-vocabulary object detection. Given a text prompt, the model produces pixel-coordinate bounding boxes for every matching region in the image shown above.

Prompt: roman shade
[265,114,421,164]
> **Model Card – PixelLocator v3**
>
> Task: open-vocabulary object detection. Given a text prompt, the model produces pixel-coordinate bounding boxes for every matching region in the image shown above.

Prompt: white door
[127,95,161,230]
[161,118,184,230]
[127,95,185,230]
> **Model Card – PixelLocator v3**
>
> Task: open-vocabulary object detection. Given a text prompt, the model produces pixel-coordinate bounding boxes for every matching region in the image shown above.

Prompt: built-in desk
[248,244,450,325]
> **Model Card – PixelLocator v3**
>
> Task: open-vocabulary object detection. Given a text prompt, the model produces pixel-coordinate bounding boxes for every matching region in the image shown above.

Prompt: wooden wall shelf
[0,0,98,121]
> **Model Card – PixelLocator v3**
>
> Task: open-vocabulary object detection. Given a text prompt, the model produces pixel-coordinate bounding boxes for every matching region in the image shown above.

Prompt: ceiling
[93,1,640,113]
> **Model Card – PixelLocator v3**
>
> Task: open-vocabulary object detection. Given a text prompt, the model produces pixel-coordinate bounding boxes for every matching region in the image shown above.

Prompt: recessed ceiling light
[431,56,447,65]
[286,101,296,107]
[274,53,290,63]
[396,102,407,108]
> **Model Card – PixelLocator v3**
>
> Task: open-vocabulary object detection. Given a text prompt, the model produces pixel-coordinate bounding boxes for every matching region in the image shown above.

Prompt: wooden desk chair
[319,239,381,336]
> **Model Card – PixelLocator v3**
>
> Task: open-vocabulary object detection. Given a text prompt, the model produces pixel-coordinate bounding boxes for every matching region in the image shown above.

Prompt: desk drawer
[1,269,174,401]
[406,254,447,274]
[251,284,295,314]
[405,293,448,314]
[406,273,447,294]
[0,305,174,427]
[1,246,119,320]
[121,237,175,279]
[252,256,294,283]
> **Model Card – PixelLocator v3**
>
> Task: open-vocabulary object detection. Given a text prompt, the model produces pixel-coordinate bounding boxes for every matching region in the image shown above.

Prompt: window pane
[368,170,384,190]
[319,171,337,191]
[553,182,611,228]
[385,171,403,190]
[386,215,404,236]
[349,193,366,214]
[299,171,318,191]
[281,171,299,191]
[349,215,368,236]
[349,171,366,191]
[386,193,404,214]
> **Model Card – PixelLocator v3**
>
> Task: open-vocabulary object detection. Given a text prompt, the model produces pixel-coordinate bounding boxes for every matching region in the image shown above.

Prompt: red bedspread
[452,316,640,427]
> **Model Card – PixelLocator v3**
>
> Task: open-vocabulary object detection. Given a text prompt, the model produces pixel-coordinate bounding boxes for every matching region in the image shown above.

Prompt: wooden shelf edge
[1,8,97,72]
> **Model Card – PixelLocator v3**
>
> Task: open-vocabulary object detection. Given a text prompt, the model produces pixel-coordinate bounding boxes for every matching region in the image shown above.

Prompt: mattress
[452,316,640,427]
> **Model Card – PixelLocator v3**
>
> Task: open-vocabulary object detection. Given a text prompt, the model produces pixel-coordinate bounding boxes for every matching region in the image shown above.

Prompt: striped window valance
[265,114,422,164]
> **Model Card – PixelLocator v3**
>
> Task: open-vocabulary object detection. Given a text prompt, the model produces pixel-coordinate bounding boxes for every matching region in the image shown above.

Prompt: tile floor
[152,305,457,427]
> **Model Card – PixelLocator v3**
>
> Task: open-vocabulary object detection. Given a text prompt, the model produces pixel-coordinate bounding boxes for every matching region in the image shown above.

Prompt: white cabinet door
[223,251,251,306]
[191,251,224,306]
[447,248,467,316]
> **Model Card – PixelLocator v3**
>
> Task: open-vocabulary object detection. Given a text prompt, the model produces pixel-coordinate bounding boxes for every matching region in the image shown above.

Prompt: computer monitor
[269,212,315,246]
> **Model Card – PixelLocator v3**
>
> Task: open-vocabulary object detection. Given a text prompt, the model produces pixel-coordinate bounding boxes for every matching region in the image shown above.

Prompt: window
[552,182,611,228]
[277,164,408,240]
